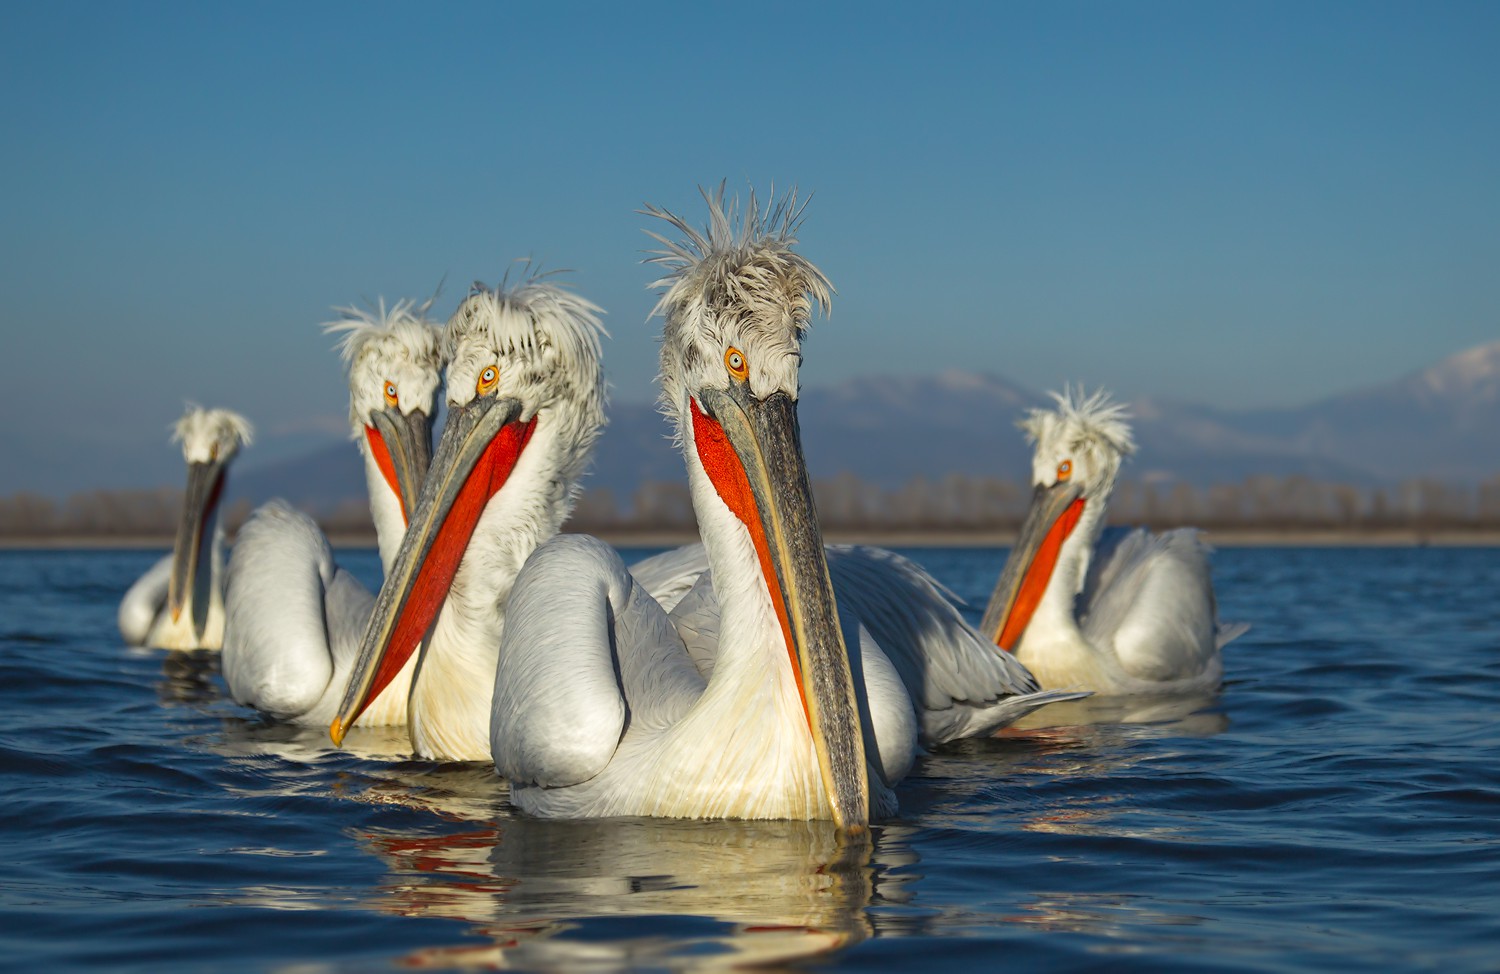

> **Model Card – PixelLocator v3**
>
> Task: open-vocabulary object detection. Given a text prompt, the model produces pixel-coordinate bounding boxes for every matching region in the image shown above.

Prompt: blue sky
[2,2,1496,493]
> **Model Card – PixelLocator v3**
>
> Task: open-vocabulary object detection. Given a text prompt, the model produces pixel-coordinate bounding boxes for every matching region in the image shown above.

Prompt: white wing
[119,553,172,646]
[621,541,1084,744]
[664,570,722,680]
[1079,528,1232,686]
[222,500,381,723]
[1078,525,1144,608]
[493,535,916,818]
[491,534,705,788]
[824,545,1087,742]
[627,542,709,612]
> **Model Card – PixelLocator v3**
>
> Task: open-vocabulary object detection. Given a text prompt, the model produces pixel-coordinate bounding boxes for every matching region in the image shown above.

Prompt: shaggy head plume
[1020,386,1135,492]
[323,297,445,435]
[641,183,833,438]
[172,405,254,464]
[444,265,609,507]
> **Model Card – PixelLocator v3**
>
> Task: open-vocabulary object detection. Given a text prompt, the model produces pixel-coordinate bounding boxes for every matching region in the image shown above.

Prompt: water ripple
[4,547,1500,971]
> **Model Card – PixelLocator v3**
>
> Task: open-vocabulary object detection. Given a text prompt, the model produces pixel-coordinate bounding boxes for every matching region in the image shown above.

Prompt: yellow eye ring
[476,365,499,396]
[1057,460,1073,482]
[383,381,399,408]
[725,347,748,381]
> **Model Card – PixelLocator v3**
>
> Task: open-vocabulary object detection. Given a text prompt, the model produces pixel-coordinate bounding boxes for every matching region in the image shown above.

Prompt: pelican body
[119,406,253,650]
[220,300,442,726]
[330,274,609,761]
[480,189,1080,828]
[978,389,1246,694]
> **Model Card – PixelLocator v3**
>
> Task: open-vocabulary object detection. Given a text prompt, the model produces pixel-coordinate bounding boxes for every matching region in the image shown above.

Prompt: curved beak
[168,458,226,639]
[366,406,435,523]
[331,396,534,744]
[978,481,1086,651]
[694,385,870,832]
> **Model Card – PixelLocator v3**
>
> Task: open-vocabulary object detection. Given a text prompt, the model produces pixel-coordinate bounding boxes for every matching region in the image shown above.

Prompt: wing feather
[493,535,704,788]
[824,545,1085,742]
[221,501,339,718]
[1080,528,1229,685]
[118,554,172,646]
[628,542,709,612]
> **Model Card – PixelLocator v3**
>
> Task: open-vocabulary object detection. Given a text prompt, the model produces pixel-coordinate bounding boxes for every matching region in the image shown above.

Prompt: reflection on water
[1009,889,1208,939]
[1009,690,1228,736]
[184,665,888,969]
[923,689,1227,797]
[7,546,1493,971]
[150,598,1235,968]
[142,593,1239,968]
[151,648,221,706]
[214,712,418,763]
[360,815,880,970]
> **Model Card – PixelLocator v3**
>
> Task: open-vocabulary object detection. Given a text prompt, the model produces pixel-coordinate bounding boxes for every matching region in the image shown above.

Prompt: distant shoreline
[6,528,1500,550]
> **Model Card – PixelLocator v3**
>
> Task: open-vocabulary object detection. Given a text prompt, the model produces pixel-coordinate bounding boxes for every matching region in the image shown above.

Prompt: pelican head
[168,405,253,637]
[979,387,1135,651]
[325,299,445,532]
[645,186,870,831]
[331,271,606,744]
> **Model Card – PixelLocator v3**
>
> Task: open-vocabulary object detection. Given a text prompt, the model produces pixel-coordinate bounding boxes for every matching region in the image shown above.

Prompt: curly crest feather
[1020,386,1135,459]
[322,297,445,434]
[171,404,253,464]
[642,183,833,329]
[323,297,442,368]
[643,184,833,442]
[444,265,609,524]
[450,265,608,372]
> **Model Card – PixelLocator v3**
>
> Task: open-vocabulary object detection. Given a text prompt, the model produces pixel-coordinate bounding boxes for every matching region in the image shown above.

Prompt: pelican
[477,188,1082,828]
[220,299,442,726]
[118,406,253,650]
[329,274,609,761]
[977,388,1247,694]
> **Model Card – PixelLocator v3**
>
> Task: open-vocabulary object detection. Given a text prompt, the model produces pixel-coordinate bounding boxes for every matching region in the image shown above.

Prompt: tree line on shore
[5,472,1500,539]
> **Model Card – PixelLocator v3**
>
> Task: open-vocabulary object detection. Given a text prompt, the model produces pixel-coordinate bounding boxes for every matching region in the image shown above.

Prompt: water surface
[2,545,1498,971]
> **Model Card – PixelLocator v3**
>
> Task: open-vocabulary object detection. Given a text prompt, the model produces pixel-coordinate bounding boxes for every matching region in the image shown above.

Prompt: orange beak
[331,396,534,743]
[979,481,1086,651]
[692,384,870,832]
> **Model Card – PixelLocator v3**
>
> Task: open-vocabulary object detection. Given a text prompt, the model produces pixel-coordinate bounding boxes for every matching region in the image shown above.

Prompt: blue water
[3,545,1499,971]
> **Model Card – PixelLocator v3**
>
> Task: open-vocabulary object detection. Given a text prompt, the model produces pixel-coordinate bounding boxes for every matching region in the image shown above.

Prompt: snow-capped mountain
[1130,339,1500,485]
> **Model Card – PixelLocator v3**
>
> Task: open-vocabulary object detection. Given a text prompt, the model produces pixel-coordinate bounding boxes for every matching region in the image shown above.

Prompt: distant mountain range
[156,338,1500,511]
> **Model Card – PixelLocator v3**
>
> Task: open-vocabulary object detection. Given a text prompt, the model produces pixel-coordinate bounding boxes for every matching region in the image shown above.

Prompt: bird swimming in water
[978,388,1247,694]
[221,298,442,727]
[485,187,1083,828]
[118,405,253,650]
[329,272,610,761]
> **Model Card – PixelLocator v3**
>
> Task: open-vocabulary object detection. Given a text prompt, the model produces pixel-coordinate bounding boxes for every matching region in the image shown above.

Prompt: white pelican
[977,388,1247,694]
[118,406,253,650]
[480,188,1083,828]
[329,274,608,761]
[220,299,443,727]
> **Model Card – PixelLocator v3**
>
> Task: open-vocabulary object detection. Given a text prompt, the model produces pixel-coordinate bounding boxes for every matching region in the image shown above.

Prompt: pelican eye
[383,381,399,408]
[477,365,499,396]
[1057,460,1072,482]
[725,347,748,381]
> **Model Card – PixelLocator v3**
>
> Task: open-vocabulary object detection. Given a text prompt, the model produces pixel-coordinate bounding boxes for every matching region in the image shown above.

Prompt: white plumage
[118,405,253,650]
[631,541,1083,741]
[978,387,1247,694]
[328,272,610,761]
[490,187,1082,827]
[221,299,443,725]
